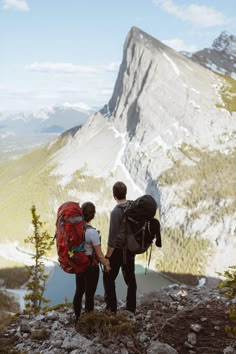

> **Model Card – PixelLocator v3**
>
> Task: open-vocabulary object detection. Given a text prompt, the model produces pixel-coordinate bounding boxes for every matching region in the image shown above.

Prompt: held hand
[104,264,111,272]
[104,259,111,272]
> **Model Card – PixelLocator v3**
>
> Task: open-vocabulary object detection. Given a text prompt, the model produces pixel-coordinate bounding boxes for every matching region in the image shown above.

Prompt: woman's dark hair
[113,181,127,200]
[82,202,96,222]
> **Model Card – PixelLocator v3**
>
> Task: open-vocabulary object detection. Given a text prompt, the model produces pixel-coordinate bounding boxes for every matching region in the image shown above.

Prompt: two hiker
[73,181,137,319]
[55,181,159,320]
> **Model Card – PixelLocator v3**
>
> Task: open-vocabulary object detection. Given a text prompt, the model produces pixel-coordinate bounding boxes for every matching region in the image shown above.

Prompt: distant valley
[0,133,58,165]
[0,104,94,164]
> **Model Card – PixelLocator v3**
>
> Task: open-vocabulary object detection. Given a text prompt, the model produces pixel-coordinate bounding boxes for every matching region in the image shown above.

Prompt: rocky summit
[1,283,236,354]
[189,31,236,78]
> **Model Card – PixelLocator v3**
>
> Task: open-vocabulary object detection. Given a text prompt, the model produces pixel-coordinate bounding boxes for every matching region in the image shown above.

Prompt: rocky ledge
[1,284,236,354]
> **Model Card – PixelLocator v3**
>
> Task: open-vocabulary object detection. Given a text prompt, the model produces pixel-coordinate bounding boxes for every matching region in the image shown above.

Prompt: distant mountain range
[0,104,94,136]
[0,27,235,282]
[181,31,236,79]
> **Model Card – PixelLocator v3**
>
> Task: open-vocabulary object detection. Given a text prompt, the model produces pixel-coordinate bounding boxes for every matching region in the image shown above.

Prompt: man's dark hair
[113,181,127,200]
[82,202,96,222]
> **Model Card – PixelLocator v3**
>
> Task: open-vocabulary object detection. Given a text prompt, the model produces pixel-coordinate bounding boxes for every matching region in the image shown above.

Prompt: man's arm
[105,245,114,258]
[106,206,123,257]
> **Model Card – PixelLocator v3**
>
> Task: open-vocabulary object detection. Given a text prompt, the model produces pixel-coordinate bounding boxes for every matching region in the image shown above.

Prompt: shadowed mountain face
[0,27,235,280]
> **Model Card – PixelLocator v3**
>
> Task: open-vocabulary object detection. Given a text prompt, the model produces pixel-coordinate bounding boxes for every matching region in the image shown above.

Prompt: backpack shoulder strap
[85,224,94,230]
[117,200,132,214]
[85,224,101,236]
[84,224,101,266]
[116,201,133,265]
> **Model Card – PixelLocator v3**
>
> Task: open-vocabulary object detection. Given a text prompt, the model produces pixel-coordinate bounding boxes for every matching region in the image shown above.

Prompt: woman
[73,201,110,321]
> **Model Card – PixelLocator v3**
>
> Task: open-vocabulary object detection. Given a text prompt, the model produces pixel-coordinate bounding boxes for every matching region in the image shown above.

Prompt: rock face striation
[53,27,236,277]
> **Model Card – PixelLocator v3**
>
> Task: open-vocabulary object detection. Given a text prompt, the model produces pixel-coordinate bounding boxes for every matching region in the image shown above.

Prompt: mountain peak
[185,30,236,78]
[212,31,236,56]
[126,26,164,50]
[129,26,147,37]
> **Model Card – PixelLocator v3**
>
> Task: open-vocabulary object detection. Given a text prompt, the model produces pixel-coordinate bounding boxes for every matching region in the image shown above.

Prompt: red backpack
[54,201,92,274]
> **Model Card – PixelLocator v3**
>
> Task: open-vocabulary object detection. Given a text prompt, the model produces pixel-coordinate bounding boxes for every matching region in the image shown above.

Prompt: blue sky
[0,0,235,113]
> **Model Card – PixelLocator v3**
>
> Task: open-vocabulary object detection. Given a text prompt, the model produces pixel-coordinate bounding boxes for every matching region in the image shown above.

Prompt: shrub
[24,205,54,314]
[219,265,236,336]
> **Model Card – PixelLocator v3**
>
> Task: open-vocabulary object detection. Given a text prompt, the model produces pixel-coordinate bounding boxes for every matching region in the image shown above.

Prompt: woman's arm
[93,244,111,270]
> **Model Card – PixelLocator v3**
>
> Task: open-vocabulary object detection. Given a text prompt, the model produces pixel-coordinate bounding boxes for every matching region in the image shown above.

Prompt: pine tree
[24,205,54,314]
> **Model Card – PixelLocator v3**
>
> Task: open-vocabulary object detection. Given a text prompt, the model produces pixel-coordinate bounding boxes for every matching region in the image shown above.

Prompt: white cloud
[63,102,93,111]
[153,0,227,27]
[25,61,121,74]
[100,89,113,96]
[162,38,197,52]
[1,62,119,112]
[25,62,100,74]
[104,62,121,72]
[2,0,29,11]
[0,76,115,113]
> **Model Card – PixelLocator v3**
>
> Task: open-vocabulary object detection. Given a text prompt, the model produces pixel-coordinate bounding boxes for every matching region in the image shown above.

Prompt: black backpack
[115,194,162,255]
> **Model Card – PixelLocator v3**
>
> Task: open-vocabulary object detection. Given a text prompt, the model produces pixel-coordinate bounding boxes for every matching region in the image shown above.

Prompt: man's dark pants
[103,248,137,313]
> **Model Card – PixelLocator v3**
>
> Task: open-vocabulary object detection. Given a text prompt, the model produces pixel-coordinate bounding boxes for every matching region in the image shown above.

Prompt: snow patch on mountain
[63,102,93,112]
[212,31,236,56]
[0,242,54,267]
[161,50,180,75]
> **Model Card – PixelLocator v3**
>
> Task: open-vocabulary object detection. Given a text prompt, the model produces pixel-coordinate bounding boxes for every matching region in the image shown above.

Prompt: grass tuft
[31,328,50,341]
[216,75,236,113]
[76,311,134,339]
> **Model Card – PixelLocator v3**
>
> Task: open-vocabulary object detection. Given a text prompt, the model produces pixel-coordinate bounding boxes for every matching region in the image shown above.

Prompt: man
[103,181,137,314]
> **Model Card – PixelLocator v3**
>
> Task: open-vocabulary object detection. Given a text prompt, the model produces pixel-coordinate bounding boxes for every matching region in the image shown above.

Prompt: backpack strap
[122,216,128,265]
[117,203,128,265]
[145,244,152,275]
[116,201,134,265]
[85,224,100,267]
